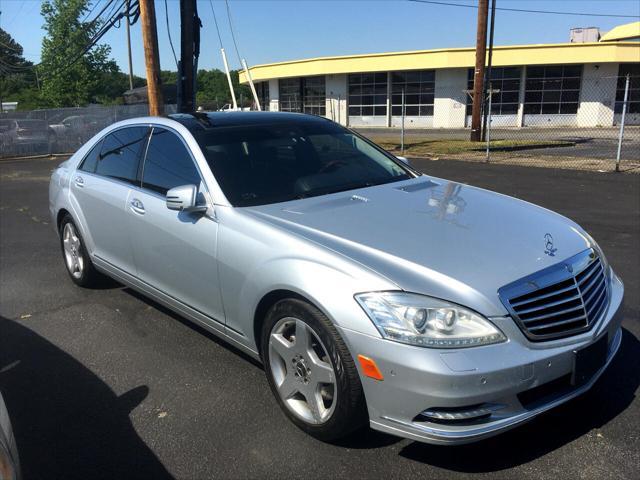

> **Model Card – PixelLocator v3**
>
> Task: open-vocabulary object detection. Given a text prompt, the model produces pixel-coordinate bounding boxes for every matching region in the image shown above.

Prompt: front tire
[59,214,103,287]
[261,298,368,441]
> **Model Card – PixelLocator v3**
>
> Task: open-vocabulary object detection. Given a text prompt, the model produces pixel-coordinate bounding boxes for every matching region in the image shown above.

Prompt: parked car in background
[217,104,251,112]
[48,115,106,149]
[0,392,21,480]
[0,119,56,156]
[49,112,623,445]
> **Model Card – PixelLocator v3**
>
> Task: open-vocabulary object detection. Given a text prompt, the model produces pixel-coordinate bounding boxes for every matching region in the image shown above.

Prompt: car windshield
[193,121,411,207]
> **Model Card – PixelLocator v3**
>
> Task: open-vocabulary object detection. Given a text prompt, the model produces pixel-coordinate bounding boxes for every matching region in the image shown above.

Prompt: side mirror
[396,155,410,166]
[166,184,207,213]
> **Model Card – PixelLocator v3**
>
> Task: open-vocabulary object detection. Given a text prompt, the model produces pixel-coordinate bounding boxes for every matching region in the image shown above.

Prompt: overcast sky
[1,0,638,76]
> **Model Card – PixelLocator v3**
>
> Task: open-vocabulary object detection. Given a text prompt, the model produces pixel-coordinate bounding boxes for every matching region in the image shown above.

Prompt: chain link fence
[1,73,638,173]
[355,72,639,173]
[0,104,177,159]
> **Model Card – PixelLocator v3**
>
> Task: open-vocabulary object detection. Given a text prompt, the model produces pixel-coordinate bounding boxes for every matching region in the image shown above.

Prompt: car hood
[245,176,592,316]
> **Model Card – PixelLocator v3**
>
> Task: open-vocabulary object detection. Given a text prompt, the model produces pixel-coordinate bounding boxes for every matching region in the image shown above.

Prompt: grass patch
[366,136,575,156]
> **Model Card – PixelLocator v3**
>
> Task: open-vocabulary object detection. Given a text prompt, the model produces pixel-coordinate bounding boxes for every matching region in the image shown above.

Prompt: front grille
[498,249,609,341]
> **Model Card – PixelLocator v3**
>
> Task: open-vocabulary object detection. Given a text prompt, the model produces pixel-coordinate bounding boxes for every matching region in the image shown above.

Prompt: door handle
[129,198,145,215]
[74,175,84,188]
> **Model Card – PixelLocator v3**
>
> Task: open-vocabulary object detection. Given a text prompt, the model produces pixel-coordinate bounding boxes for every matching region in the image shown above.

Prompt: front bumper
[340,272,624,445]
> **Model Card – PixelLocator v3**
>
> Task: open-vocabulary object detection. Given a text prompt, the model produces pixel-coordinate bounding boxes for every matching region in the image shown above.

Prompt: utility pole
[470,0,489,142]
[481,0,496,142]
[179,0,200,112]
[139,0,164,115]
[125,0,134,91]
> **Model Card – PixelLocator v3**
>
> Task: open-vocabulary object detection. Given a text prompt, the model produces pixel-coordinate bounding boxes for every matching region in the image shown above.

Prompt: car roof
[168,111,332,132]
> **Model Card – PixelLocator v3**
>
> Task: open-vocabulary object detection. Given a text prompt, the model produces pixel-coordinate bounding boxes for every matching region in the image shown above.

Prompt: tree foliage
[196,69,252,109]
[0,27,40,110]
[39,0,119,107]
[2,1,256,111]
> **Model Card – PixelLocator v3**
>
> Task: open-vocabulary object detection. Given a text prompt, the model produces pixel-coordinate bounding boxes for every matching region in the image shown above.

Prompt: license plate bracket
[572,334,608,387]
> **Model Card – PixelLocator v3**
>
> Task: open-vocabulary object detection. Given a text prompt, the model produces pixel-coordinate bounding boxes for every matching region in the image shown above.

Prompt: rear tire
[261,298,368,442]
[59,214,104,287]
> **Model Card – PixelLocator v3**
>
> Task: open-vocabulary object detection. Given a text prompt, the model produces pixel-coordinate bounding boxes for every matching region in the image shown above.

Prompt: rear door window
[96,127,149,184]
[142,128,201,195]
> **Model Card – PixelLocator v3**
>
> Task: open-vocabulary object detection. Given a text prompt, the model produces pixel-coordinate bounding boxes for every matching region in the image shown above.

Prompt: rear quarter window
[78,139,103,173]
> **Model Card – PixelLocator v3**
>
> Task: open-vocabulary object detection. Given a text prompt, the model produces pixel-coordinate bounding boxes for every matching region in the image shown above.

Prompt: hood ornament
[544,233,557,257]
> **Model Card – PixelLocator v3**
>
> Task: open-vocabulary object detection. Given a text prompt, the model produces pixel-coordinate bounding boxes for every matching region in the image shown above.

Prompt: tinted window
[142,128,201,194]
[96,127,149,184]
[79,139,103,173]
[193,121,410,207]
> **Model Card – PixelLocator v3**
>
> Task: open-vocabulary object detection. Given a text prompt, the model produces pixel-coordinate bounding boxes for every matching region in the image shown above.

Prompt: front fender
[216,208,394,349]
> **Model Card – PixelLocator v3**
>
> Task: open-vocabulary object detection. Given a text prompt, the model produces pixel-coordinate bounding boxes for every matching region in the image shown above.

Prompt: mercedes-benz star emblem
[544,233,557,257]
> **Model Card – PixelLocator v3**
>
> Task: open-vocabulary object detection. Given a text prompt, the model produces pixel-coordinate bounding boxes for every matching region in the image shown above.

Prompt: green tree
[0,28,41,110]
[39,0,119,107]
[195,69,251,110]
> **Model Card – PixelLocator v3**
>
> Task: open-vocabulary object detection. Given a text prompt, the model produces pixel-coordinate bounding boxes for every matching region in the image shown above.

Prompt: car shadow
[122,287,264,369]
[0,316,174,480]
[398,327,640,472]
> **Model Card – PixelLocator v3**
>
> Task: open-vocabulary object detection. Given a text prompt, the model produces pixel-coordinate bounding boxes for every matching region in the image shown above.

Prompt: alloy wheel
[268,317,337,425]
[62,222,84,279]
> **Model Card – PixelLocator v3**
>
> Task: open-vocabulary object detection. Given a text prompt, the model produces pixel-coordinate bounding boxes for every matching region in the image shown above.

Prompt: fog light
[419,403,504,422]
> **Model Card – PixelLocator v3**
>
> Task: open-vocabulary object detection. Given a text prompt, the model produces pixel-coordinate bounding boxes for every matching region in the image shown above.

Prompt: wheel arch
[56,208,71,232]
[253,289,314,355]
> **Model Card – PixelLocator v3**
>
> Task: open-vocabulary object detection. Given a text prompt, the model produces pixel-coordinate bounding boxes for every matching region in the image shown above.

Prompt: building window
[348,72,387,116]
[615,64,639,114]
[278,77,325,114]
[524,65,582,115]
[256,82,269,111]
[465,67,521,115]
[303,76,326,116]
[279,78,302,112]
[391,70,435,116]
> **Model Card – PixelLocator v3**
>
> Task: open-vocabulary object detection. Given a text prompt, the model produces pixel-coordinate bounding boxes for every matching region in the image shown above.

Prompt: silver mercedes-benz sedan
[48,112,624,445]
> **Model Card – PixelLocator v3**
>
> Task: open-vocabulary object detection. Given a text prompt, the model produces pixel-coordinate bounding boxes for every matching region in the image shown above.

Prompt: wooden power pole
[470,0,489,142]
[139,0,164,116]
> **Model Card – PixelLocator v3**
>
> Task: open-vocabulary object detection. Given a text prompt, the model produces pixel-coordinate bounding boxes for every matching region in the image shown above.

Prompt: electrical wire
[224,0,243,66]
[81,0,104,23]
[407,0,640,19]
[39,0,132,79]
[164,0,179,69]
[208,0,225,49]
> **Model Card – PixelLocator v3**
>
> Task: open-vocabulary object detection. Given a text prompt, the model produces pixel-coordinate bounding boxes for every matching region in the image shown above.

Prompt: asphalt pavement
[1,156,639,479]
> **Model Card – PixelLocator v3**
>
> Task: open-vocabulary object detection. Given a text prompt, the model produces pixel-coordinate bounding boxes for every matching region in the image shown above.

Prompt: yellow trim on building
[600,21,640,42]
[240,42,640,83]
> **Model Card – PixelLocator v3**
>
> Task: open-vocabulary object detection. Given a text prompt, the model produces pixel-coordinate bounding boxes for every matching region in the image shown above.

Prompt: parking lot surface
[1,156,638,480]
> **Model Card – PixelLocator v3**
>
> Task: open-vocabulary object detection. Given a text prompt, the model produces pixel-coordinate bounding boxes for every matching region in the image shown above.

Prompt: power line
[164,0,178,68]
[208,0,224,49]
[408,0,640,19]
[41,0,134,79]
[224,0,243,66]
[81,0,104,23]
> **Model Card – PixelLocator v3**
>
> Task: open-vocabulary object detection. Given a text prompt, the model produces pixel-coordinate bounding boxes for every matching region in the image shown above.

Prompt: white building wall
[433,68,467,128]
[325,74,348,126]
[576,63,618,127]
[268,78,279,112]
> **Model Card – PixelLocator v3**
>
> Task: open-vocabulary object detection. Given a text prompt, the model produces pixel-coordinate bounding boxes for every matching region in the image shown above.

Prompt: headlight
[355,292,506,348]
